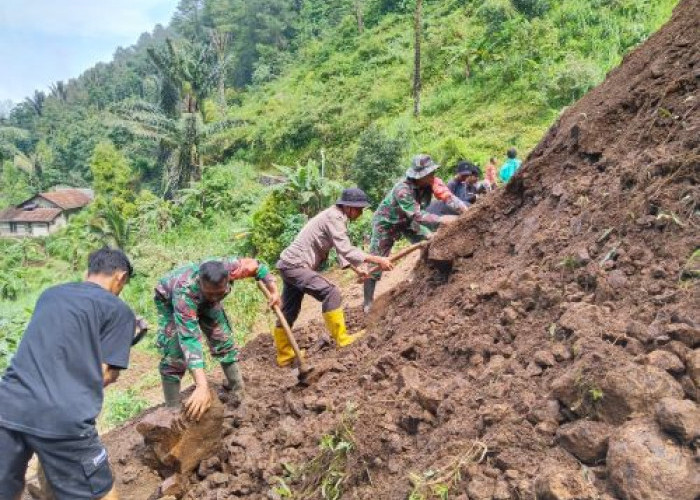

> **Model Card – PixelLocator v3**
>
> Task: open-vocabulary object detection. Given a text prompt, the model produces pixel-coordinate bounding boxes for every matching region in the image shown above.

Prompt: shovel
[257,281,314,385]
[359,240,429,280]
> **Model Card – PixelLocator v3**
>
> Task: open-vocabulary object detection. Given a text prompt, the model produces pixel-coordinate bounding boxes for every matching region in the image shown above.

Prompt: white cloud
[0,0,175,39]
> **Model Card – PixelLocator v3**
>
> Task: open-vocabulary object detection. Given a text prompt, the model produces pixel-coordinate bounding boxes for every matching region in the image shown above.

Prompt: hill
[92,0,699,498]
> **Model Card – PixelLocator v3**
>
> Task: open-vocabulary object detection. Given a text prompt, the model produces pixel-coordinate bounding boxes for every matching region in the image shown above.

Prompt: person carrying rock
[155,256,280,419]
[363,154,466,312]
[0,247,137,500]
[273,188,395,367]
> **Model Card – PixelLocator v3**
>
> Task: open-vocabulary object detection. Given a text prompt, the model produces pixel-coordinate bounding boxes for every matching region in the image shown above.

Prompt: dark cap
[336,187,370,208]
[456,160,480,176]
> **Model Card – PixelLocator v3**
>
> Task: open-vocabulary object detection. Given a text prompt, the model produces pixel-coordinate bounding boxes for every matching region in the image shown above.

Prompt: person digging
[273,188,394,367]
[0,247,137,500]
[363,154,466,313]
[155,257,280,420]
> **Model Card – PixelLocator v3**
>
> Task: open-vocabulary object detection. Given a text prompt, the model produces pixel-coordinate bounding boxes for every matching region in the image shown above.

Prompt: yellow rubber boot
[273,326,296,367]
[323,308,358,348]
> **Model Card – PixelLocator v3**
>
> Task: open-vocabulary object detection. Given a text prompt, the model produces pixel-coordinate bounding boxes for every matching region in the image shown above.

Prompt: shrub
[543,55,602,107]
[511,0,551,19]
[250,191,299,264]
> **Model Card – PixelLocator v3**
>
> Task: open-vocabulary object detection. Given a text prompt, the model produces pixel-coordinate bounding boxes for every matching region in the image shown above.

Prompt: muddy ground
[44,0,700,498]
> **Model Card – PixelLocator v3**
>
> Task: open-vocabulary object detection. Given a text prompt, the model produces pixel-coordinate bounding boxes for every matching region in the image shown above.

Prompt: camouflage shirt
[373,177,465,237]
[154,257,271,370]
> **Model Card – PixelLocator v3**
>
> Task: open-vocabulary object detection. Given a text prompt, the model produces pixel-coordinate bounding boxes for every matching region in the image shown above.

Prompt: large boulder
[607,419,700,500]
[137,390,224,475]
[556,420,611,464]
[551,356,684,424]
[655,397,700,444]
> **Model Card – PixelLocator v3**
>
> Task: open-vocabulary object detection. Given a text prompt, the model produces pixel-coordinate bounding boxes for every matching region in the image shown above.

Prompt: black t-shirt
[0,282,135,438]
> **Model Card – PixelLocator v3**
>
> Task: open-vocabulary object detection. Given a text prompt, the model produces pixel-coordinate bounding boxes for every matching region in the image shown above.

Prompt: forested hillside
[0,0,677,376]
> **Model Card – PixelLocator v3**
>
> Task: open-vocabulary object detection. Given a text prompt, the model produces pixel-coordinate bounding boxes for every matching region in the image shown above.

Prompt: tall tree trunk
[211,30,230,113]
[355,0,364,34]
[413,0,422,117]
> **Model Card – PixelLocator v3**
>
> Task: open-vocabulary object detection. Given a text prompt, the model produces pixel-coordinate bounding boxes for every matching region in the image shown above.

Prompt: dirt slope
[100,1,699,498]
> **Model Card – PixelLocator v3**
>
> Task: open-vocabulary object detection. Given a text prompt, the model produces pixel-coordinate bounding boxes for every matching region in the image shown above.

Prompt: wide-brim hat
[406,154,440,179]
[336,187,370,207]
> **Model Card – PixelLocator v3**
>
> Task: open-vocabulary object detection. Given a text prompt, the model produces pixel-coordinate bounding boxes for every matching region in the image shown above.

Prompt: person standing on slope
[0,247,137,500]
[363,154,466,312]
[155,256,280,418]
[498,147,522,184]
[274,188,394,367]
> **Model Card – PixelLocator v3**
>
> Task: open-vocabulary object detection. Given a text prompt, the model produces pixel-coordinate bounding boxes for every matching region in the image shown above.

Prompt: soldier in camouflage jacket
[363,154,465,312]
[155,256,279,420]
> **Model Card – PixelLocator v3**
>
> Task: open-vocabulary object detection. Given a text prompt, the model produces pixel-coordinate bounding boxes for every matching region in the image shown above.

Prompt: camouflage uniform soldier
[363,154,466,312]
[155,257,279,420]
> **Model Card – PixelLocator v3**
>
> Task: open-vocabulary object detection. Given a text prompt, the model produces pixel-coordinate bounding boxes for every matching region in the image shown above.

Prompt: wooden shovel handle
[256,281,306,369]
[364,240,429,277]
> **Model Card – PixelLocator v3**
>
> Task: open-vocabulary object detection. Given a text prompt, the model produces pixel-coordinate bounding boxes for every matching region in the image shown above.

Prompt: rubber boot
[161,378,181,408]
[363,279,377,314]
[323,308,358,348]
[273,326,296,367]
[221,362,244,393]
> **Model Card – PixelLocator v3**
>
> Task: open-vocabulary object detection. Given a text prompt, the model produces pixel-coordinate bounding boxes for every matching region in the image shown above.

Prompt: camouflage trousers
[368,223,426,280]
[155,296,238,382]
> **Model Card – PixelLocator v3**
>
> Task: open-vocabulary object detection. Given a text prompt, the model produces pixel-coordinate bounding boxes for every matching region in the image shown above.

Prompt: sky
[0,0,180,104]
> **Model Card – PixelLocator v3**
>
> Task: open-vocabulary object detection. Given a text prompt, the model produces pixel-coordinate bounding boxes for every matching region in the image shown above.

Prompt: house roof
[37,189,92,210]
[0,207,62,223]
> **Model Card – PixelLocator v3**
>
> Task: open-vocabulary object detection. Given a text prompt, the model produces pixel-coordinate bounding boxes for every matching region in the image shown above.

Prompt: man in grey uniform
[273,188,394,367]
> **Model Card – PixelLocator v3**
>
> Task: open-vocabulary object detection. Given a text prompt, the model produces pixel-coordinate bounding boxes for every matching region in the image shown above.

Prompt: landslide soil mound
[97,1,699,499]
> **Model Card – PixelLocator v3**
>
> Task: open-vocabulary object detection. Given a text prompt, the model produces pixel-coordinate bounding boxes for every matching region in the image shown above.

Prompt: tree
[350,125,406,205]
[25,91,46,117]
[89,141,135,203]
[413,0,422,117]
[274,159,342,216]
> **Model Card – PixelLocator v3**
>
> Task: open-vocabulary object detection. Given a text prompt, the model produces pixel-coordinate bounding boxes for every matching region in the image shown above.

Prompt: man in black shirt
[0,247,136,500]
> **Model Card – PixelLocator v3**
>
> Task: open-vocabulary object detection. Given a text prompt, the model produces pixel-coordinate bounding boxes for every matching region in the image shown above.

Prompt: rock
[534,469,598,500]
[137,390,224,474]
[397,366,442,415]
[493,480,511,500]
[559,303,622,340]
[551,358,684,424]
[466,474,495,500]
[551,344,572,362]
[607,419,699,500]
[197,456,221,478]
[679,375,698,402]
[501,307,518,325]
[208,472,230,488]
[535,420,559,436]
[655,397,700,444]
[525,362,543,377]
[160,474,184,498]
[606,270,628,290]
[556,420,611,464]
[528,399,562,424]
[479,403,510,426]
[647,350,685,375]
[626,320,652,344]
[687,349,700,387]
[534,349,557,368]
[665,324,699,348]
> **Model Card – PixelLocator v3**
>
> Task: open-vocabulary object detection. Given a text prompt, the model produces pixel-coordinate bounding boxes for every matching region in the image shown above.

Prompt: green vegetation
[272,402,357,499]
[0,0,678,403]
[100,387,152,428]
